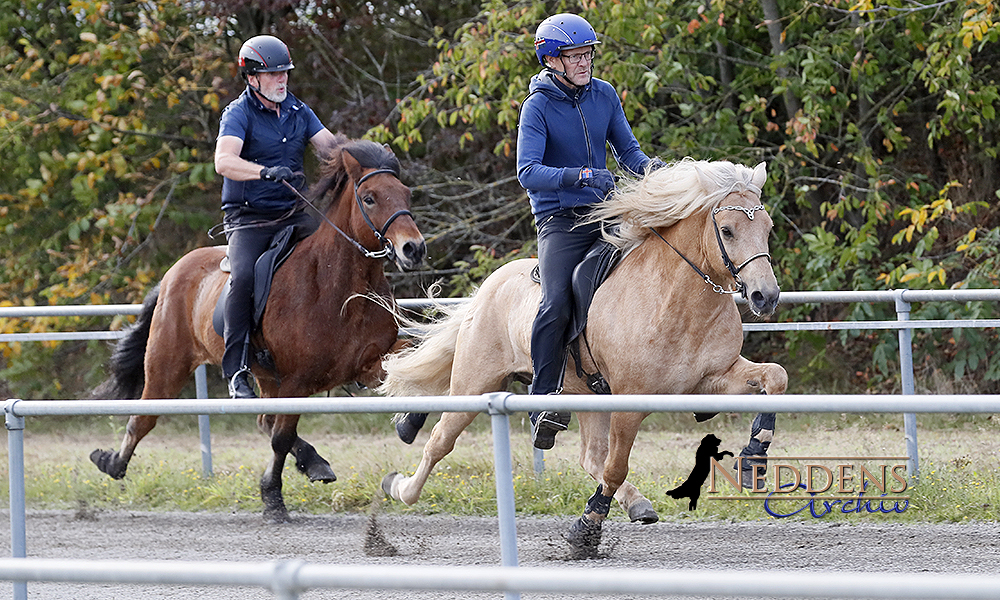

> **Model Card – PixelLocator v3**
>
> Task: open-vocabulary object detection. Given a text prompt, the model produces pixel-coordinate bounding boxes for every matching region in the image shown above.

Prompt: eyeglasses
[559,50,595,65]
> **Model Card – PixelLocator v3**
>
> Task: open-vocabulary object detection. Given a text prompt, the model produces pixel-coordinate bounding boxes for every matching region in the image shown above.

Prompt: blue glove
[646,157,667,173]
[260,166,294,182]
[579,168,616,195]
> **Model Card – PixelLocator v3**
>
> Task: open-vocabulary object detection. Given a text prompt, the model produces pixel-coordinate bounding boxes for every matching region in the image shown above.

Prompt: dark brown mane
[309,135,402,213]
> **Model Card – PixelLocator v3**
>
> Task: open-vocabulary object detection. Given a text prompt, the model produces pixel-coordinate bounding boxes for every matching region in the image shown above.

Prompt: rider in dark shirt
[214,35,338,398]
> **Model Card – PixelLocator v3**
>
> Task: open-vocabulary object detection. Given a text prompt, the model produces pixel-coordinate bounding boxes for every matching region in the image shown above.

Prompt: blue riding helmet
[533,13,601,66]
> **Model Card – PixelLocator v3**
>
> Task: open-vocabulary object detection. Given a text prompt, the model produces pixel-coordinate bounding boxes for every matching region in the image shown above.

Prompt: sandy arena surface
[2,508,999,599]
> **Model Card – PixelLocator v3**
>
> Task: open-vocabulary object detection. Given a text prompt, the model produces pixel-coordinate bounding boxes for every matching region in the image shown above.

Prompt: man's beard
[262,88,287,103]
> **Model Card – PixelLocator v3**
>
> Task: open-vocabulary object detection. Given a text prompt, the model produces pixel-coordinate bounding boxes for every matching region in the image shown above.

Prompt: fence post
[486,392,521,600]
[894,290,919,482]
[4,399,28,600]
[195,365,213,478]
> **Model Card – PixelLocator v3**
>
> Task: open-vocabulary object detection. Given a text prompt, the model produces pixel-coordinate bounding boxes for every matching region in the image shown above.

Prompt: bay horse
[91,136,425,523]
[379,158,786,553]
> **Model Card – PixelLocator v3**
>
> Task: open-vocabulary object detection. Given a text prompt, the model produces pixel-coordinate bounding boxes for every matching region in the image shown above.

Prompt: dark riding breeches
[220,206,317,379]
[530,208,602,395]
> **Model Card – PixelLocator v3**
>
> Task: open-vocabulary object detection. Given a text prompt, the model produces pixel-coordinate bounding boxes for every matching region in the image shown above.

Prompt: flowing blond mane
[587,158,765,253]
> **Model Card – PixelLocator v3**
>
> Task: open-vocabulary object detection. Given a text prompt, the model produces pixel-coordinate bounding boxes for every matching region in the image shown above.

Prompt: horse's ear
[751,162,767,189]
[341,148,364,181]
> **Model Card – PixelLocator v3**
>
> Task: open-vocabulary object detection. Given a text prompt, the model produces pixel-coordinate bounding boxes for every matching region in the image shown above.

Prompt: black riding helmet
[238,35,294,82]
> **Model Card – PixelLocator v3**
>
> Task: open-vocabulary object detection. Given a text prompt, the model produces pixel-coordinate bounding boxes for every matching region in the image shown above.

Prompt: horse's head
[700,162,779,317]
[316,140,426,271]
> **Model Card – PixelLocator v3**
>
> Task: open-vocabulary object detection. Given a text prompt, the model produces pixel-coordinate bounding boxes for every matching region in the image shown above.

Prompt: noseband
[651,204,770,298]
[353,168,414,261]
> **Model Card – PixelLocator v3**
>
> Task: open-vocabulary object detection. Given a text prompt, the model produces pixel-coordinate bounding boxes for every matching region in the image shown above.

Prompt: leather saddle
[212,224,301,338]
[531,236,623,394]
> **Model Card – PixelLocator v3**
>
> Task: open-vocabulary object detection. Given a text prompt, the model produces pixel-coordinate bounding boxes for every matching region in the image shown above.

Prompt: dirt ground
[3,508,1000,599]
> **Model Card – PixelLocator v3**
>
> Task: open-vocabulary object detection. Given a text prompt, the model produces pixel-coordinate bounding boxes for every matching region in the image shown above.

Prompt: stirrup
[228,367,258,399]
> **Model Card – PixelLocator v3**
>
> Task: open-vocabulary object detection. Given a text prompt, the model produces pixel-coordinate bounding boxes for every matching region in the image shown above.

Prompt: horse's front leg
[705,357,788,489]
[567,411,647,556]
[382,411,478,506]
[576,412,658,524]
[257,413,300,523]
[257,414,337,483]
[90,415,159,480]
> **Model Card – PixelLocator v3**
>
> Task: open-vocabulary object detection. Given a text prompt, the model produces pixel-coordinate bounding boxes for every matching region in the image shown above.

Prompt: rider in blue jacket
[392,14,663,447]
[518,13,661,449]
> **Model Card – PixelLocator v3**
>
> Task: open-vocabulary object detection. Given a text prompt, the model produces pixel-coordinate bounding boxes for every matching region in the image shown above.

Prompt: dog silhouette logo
[667,434,734,510]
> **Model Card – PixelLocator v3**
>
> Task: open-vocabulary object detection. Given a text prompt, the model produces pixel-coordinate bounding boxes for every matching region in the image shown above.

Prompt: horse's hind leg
[568,411,646,555]
[90,415,159,480]
[576,412,658,524]
[382,411,479,505]
[91,353,192,480]
[257,414,337,483]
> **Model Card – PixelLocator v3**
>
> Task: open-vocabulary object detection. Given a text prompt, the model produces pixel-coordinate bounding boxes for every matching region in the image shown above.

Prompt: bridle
[283,167,413,262]
[650,204,771,298]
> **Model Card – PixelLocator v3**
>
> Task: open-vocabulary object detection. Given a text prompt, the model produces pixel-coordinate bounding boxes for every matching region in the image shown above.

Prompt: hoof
[294,444,337,483]
[306,463,337,484]
[89,449,126,480]
[735,457,767,489]
[565,515,602,556]
[395,413,427,445]
[693,412,718,422]
[261,486,289,524]
[381,472,401,501]
[627,499,659,524]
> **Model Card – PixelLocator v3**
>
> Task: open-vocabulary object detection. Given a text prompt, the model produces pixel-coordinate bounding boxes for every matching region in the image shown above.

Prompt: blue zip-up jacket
[218,87,325,213]
[516,70,651,222]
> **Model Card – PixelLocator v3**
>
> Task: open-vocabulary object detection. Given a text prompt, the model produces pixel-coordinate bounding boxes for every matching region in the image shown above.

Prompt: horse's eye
[721,226,734,239]
[363,194,376,207]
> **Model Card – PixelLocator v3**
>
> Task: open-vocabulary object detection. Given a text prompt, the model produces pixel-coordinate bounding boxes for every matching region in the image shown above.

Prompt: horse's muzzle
[395,238,427,271]
[749,286,780,317]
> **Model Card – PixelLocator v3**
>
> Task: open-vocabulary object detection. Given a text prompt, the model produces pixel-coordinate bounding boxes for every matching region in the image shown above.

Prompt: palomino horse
[380,158,786,553]
[91,136,425,523]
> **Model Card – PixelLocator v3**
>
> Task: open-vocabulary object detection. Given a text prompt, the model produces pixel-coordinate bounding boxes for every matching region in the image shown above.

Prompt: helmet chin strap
[246,75,283,105]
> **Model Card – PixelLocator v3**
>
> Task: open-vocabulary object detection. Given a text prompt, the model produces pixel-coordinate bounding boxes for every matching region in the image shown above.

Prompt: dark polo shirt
[218,87,325,213]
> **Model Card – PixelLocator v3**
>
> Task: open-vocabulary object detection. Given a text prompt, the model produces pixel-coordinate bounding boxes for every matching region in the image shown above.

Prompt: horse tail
[93,285,159,399]
[378,299,470,400]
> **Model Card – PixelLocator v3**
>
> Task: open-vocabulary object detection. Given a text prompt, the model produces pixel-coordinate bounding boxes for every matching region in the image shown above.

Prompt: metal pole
[486,392,520,600]
[533,447,545,476]
[895,290,919,481]
[4,399,28,600]
[194,365,213,478]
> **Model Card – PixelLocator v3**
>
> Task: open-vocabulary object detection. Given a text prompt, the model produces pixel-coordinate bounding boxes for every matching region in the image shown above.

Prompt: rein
[650,204,770,298]
[282,167,412,262]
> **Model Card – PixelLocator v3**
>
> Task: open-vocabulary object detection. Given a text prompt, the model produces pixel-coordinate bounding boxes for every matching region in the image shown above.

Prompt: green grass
[2,412,999,524]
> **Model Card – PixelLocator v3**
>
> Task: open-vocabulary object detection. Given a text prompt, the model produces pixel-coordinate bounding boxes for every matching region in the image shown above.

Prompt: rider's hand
[646,157,667,173]
[579,168,616,195]
[260,166,294,182]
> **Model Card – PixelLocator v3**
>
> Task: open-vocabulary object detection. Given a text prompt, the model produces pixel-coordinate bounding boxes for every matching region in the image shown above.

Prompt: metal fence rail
[2,557,999,599]
[7,393,1000,600]
[3,288,1000,479]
